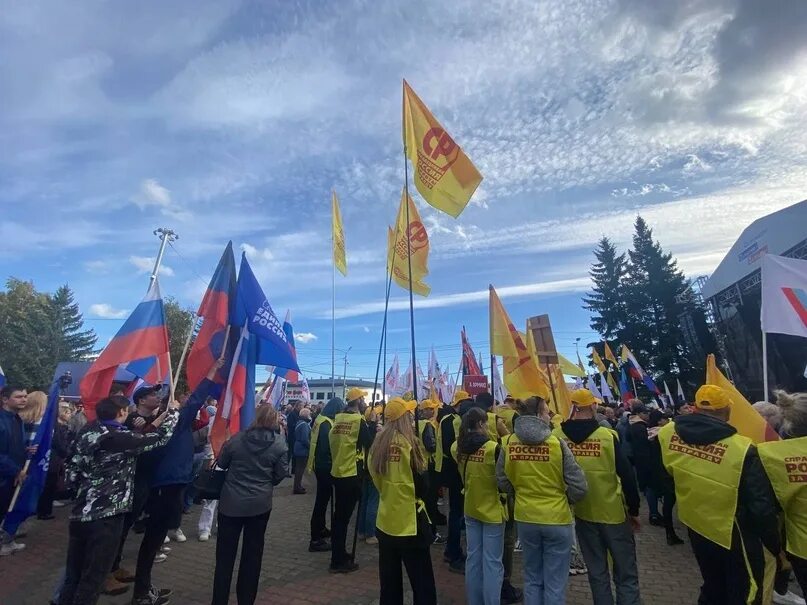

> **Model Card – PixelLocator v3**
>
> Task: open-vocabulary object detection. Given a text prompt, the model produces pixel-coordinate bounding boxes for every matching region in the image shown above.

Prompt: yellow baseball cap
[695,385,731,410]
[452,390,472,406]
[364,404,383,421]
[419,397,441,410]
[385,397,417,422]
[570,389,601,407]
[345,387,365,403]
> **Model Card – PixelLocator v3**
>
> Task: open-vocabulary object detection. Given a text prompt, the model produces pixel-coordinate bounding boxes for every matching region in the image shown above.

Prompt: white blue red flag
[273,310,299,382]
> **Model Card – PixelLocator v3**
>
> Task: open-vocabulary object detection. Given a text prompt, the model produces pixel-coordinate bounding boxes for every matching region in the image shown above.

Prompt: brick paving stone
[0,474,801,604]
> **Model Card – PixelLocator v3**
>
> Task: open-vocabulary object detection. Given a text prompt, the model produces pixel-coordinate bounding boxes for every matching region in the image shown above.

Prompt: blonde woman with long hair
[20,391,48,448]
[368,398,437,605]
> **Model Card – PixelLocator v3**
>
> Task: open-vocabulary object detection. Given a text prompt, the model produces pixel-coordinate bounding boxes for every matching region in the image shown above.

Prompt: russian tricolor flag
[79,280,170,419]
[272,310,299,383]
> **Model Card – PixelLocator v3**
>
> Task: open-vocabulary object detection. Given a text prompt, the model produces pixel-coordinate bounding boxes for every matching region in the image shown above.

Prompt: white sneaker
[0,541,25,556]
[161,545,171,553]
[163,535,170,544]
[52,500,66,508]
[167,529,186,543]
[154,553,168,563]
[199,531,210,542]
[773,591,806,605]
[513,540,522,553]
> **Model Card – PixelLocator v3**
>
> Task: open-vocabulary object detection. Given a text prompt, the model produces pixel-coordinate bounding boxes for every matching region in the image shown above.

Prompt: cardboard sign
[527,314,559,365]
[463,375,489,396]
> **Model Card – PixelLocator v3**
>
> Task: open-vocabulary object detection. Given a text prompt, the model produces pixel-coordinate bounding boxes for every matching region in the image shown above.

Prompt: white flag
[269,378,286,409]
[416,361,428,401]
[761,254,807,338]
[586,375,602,399]
[440,368,455,404]
[401,361,413,396]
[599,372,613,401]
[300,377,310,402]
[574,376,584,390]
[491,356,507,404]
[428,347,440,382]
[385,354,400,396]
[676,378,685,403]
[664,380,674,409]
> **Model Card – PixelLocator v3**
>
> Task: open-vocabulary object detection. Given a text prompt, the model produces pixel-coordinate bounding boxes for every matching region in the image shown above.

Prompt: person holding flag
[0,385,27,556]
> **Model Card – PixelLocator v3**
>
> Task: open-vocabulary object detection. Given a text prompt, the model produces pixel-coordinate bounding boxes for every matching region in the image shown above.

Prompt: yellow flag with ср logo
[402,79,483,218]
[332,190,347,276]
[705,354,779,443]
[489,286,549,400]
[388,189,430,297]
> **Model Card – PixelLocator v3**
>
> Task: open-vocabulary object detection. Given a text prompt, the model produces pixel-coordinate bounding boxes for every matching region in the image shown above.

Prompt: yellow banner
[489,286,549,400]
[402,79,483,218]
[389,189,430,297]
[705,354,779,443]
[604,342,619,367]
[332,191,347,276]
[558,353,586,378]
[551,364,572,420]
[591,347,606,373]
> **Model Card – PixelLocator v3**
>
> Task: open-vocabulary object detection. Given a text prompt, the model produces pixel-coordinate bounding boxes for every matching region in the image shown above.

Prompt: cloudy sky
[2,0,806,384]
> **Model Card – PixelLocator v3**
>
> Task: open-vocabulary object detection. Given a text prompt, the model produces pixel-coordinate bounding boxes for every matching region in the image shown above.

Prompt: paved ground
[0,473,799,604]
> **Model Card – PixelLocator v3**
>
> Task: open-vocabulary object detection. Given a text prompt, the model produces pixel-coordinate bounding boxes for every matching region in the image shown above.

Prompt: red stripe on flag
[782,287,807,328]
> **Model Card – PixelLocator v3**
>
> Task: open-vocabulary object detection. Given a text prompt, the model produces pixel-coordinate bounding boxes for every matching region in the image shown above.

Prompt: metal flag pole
[150,228,177,399]
[402,144,419,423]
[371,263,394,410]
[332,221,336,400]
[762,331,769,401]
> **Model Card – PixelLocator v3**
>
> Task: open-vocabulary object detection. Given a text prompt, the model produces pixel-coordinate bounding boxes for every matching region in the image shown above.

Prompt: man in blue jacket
[131,359,223,605]
[0,385,28,556]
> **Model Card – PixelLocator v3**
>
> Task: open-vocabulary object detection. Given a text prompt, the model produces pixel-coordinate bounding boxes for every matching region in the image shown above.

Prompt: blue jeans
[644,487,659,517]
[465,516,504,605]
[357,480,379,538]
[518,522,574,605]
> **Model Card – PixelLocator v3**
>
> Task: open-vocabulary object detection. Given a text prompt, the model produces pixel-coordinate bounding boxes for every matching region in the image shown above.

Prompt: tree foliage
[0,279,97,388]
[582,237,628,341]
[164,297,195,395]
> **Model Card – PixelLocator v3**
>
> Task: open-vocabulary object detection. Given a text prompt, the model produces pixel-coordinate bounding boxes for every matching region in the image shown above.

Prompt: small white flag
[599,373,613,401]
[761,254,807,338]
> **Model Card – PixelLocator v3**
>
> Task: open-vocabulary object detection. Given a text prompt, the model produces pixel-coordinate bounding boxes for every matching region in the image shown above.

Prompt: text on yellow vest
[329,412,365,478]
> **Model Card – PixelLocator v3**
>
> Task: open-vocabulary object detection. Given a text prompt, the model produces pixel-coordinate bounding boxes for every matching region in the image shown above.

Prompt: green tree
[583,237,629,341]
[164,297,195,395]
[51,285,97,362]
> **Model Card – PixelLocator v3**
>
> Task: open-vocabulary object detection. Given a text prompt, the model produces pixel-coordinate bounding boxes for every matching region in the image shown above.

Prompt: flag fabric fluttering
[604,342,619,367]
[268,377,286,409]
[591,348,607,374]
[300,377,311,402]
[761,254,807,338]
[79,280,170,420]
[489,286,549,400]
[576,351,587,375]
[427,347,440,383]
[0,363,5,387]
[619,367,633,401]
[491,356,507,404]
[551,365,572,420]
[385,354,400,396]
[575,376,584,390]
[558,353,586,378]
[400,361,414,396]
[214,325,255,453]
[2,382,60,536]
[388,189,431,296]
[187,242,237,392]
[663,381,674,409]
[621,345,661,395]
[402,79,482,218]
[705,354,779,443]
[586,375,603,400]
[332,191,347,276]
[599,373,614,401]
[460,327,482,377]
[273,310,300,383]
[676,378,686,403]
[440,369,456,404]
[416,361,428,401]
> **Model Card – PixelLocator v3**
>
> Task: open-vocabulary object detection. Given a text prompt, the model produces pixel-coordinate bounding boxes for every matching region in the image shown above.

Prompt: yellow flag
[591,348,606,374]
[604,342,619,366]
[558,353,586,378]
[402,80,483,218]
[332,191,347,276]
[705,354,779,443]
[551,364,572,420]
[620,344,629,364]
[489,286,549,400]
[389,189,430,296]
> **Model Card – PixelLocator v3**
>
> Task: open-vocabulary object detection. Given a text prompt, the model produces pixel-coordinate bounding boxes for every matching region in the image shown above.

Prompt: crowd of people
[2,366,807,605]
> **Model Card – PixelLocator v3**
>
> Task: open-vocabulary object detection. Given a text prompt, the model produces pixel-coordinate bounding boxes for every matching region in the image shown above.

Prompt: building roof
[700,199,807,300]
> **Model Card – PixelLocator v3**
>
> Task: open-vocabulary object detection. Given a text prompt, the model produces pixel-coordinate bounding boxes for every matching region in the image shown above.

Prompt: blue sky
[2,0,806,385]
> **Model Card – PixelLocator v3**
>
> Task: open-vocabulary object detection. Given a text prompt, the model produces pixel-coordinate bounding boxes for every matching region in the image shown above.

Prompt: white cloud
[132,178,171,208]
[129,255,175,277]
[295,332,318,344]
[84,260,109,274]
[89,303,129,319]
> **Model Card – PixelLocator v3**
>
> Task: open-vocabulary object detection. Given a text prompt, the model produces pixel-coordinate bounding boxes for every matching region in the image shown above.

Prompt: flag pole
[402,121,419,421]
[172,312,198,395]
[331,209,336,400]
[762,331,769,401]
[371,263,394,410]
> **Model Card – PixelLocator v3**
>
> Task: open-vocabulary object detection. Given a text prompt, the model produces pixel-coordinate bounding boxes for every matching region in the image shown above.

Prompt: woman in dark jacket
[211,405,287,605]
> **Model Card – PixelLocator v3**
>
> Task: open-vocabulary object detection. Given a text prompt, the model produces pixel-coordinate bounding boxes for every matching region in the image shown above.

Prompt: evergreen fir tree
[50,285,97,362]
[582,237,629,341]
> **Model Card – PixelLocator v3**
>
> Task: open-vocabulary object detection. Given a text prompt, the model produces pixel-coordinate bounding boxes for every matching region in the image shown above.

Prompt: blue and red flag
[187,242,237,391]
[622,345,661,395]
[79,280,170,419]
[619,367,633,401]
[460,326,482,378]
[272,310,299,382]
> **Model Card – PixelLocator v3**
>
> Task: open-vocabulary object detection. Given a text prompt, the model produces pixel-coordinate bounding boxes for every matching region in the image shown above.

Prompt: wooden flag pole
[172,313,199,395]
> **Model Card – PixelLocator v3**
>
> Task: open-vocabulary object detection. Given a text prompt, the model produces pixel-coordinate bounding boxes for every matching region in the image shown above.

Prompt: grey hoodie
[496,415,588,507]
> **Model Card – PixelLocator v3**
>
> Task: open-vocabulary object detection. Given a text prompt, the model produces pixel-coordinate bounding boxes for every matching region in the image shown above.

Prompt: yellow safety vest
[436,414,460,473]
[758,436,807,558]
[553,425,625,524]
[496,408,517,434]
[307,415,333,473]
[417,419,437,464]
[504,433,572,525]
[329,412,364,479]
[452,440,506,524]
[369,434,421,537]
[487,412,503,443]
[658,421,751,549]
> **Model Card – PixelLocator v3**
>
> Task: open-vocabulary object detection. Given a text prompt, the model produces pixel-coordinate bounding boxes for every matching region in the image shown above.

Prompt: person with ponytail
[758,390,807,597]
[368,397,436,605]
[451,407,507,605]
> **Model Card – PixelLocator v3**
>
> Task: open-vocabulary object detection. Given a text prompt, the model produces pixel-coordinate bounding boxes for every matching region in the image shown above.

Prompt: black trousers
[662,492,677,535]
[212,511,271,605]
[789,553,807,597]
[689,528,765,605]
[378,536,437,605]
[444,479,465,562]
[113,477,150,572]
[293,456,307,491]
[134,484,183,597]
[424,467,440,530]
[0,482,14,532]
[310,468,333,541]
[58,515,125,605]
[331,475,362,566]
[36,470,59,517]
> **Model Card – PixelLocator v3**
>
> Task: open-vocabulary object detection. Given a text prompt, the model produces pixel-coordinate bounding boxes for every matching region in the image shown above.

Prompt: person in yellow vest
[496,396,588,604]
[440,390,471,573]
[759,390,807,598]
[307,396,345,552]
[328,387,377,573]
[451,407,507,605]
[368,397,436,605]
[496,395,518,434]
[555,388,642,605]
[417,397,446,543]
[357,404,384,545]
[658,385,781,604]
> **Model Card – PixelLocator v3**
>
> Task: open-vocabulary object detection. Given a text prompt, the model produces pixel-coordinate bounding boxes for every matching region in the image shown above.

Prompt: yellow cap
[695,385,731,410]
[385,397,417,422]
[345,387,365,403]
[570,389,601,407]
[452,390,472,406]
[419,397,441,410]
[364,404,383,421]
